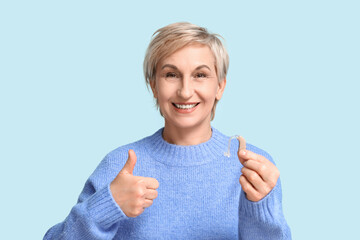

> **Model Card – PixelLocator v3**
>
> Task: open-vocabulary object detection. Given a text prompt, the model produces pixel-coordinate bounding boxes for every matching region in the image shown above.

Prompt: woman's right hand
[110,149,159,218]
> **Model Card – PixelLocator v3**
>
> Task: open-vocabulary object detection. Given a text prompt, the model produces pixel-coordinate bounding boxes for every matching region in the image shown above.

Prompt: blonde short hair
[143,22,229,120]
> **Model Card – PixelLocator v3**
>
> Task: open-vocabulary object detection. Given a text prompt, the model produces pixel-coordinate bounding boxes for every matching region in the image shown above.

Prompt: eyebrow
[161,64,211,71]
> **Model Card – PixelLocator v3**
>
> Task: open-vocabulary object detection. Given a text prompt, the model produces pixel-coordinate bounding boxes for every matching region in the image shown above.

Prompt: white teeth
[174,103,198,109]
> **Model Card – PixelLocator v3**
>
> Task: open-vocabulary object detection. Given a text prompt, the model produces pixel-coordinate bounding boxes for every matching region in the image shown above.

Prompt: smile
[172,103,200,109]
[172,102,200,113]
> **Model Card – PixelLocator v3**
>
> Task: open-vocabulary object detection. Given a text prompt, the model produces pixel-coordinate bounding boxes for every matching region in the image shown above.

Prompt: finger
[144,189,158,200]
[241,167,266,193]
[238,149,265,163]
[244,159,279,184]
[142,177,160,190]
[243,160,269,178]
[239,175,260,200]
[119,149,137,175]
[143,199,153,208]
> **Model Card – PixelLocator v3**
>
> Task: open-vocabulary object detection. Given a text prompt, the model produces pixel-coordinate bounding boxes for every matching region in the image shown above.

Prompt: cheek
[156,84,174,103]
[199,84,218,101]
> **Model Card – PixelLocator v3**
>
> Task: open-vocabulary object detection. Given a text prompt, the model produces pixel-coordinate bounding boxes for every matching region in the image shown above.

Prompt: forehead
[158,43,215,70]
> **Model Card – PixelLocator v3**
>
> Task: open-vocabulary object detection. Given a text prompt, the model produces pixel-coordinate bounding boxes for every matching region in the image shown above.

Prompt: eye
[165,72,179,78]
[195,72,207,78]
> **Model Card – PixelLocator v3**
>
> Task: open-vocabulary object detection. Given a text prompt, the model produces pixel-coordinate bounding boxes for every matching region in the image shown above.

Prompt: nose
[177,76,194,99]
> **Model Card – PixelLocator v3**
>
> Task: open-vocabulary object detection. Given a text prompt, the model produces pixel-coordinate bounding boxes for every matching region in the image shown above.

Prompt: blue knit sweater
[44,127,291,239]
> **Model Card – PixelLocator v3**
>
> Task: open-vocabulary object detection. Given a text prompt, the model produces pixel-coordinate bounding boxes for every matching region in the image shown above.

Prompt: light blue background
[1,0,359,239]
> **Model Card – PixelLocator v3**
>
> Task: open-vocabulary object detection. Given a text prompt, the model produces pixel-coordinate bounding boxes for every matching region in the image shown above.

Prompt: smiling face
[150,43,226,131]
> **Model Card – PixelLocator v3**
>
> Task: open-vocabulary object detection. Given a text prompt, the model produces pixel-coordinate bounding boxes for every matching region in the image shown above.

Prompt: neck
[162,121,212,146]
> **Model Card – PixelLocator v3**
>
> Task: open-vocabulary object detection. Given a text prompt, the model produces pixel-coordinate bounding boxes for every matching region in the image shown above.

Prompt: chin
[166,116,210,130]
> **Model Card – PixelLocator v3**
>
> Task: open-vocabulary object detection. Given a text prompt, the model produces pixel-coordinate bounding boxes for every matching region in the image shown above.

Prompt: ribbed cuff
[239,181,282,223]
[87,184,129,229]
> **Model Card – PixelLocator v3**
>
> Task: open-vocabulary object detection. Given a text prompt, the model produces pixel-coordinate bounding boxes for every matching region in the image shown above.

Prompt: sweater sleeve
[238,152,292,240]
[43,153,129,240]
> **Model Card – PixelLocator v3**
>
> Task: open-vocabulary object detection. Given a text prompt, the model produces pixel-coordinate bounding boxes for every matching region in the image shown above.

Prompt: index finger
[141,177,160,190]
[238,149,265,163]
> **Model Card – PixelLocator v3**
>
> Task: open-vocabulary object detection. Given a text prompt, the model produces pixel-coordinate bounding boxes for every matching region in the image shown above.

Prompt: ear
[215,78,226,100]
[150,80,158,99]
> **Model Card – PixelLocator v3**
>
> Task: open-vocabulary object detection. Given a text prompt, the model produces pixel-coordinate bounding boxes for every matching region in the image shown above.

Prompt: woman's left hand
[237,137,280,202]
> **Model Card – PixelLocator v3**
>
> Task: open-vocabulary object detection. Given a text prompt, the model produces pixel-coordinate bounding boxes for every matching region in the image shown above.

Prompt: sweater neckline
[143,127,228,166]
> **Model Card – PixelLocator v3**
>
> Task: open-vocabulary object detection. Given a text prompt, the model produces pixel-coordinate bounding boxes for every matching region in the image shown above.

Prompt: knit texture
[44,127,291,239]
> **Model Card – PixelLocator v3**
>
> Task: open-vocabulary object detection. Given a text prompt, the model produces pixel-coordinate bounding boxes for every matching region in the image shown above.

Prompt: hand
[110,149,159,217]
[237,137,280,202]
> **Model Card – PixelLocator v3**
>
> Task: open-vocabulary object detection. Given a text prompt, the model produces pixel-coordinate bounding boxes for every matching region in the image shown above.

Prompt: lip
[173,102,199,105]
[172,102,200,114]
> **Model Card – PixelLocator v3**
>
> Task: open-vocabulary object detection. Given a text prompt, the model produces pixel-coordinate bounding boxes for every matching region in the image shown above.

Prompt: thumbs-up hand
[237,137,280,202]
[110,149,159,217]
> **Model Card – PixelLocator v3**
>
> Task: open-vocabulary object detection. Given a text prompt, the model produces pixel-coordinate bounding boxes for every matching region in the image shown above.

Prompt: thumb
[237,136,247,165]
[119,149,137,175]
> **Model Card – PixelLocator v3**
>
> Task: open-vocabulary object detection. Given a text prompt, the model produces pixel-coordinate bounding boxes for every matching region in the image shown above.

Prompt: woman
[44,22,291,239]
